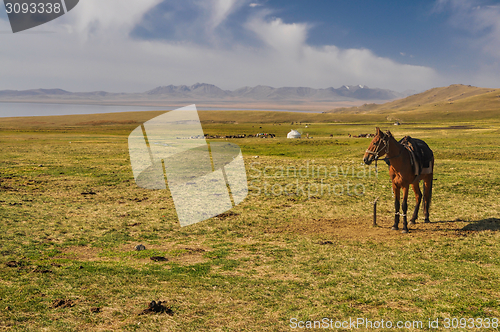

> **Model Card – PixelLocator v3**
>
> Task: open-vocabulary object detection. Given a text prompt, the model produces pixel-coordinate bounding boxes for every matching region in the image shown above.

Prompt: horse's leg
[423,174,433,223]
[391,184,400,230]
[401,185,410,233]
[409,182,422,225]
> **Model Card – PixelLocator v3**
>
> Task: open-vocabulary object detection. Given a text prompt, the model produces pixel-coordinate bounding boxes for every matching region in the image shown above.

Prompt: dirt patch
[416,125,478,130]
[59,246,102,261]
[5,261,25,268]
[266,217,476,243]
[182,247,205,253]
[215,211,240,219]
[150,256,168,262]
[52,299,74,309]
[113,243,210,266]
[75,120,139,126]
[32,267,52,273]
[90,307,101,313]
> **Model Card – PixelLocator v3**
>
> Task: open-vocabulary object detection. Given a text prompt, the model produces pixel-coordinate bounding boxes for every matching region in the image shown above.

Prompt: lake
[0,102,318,117]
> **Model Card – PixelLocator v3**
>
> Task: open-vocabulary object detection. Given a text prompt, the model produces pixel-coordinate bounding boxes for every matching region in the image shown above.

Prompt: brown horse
[363,128,434,233]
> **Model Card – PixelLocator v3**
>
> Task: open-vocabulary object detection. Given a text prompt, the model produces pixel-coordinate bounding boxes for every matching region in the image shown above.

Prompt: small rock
[135,244,146,251]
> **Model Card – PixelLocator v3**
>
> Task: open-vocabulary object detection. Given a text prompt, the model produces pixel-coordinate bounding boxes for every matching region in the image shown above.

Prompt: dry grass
[327,84,500,122]
[0,111,500,331]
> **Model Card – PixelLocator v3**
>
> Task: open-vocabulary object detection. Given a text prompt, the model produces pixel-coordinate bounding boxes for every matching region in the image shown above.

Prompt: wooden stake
[373,196,380,226]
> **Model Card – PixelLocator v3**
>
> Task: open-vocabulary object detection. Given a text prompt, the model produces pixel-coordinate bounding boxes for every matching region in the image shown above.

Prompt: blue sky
[1,0,500,92]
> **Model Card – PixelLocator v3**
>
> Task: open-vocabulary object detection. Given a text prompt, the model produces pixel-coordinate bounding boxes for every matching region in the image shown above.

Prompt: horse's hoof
[424,219,430,223]
[409,220,416,225]
[391,226,399,230]
[402,230,409,234]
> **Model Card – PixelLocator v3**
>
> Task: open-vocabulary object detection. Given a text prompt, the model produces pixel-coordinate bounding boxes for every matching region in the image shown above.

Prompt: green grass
[1,111,500,331]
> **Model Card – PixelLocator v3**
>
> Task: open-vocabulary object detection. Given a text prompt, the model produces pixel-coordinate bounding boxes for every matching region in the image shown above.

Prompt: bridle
[365,132,403,163]
[365,134,390,161]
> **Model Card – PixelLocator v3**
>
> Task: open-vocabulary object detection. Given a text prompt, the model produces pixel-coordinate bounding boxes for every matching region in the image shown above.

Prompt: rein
[365,133,403,165]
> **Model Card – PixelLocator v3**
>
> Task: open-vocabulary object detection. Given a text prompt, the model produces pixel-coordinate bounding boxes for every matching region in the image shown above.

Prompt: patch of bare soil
[150,256,168,262]
[215,211,240,219]
[266,217,485,243]
[5,261,25,268]
[31,267,52,273]
[75,120,139,126]
[52,299,75,309]
[182,247,205,253]
[59,246,102,261]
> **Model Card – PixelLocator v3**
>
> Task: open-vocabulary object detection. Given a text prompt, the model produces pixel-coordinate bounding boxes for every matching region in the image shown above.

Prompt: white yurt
[287,129,301,139]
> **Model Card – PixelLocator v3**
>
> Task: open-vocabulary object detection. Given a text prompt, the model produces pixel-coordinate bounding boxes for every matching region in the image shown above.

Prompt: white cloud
[434,0,500,87]
[0,0,439,92]
[68,0,162,38]
[208,0,244,30]
[246,16,309,55]
[436,0,500,59]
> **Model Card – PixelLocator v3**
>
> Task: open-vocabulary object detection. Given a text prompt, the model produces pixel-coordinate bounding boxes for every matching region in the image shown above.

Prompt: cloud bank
[1,0,440,92]
[435,0,500,87]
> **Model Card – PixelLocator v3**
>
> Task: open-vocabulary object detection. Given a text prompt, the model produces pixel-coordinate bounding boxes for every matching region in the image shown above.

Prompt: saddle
[398,136,434,176]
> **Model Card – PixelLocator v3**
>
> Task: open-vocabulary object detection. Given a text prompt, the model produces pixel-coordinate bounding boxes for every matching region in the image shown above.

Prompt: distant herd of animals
[205,133,378,139]
[349,133,375,138]
[203,133,276,139]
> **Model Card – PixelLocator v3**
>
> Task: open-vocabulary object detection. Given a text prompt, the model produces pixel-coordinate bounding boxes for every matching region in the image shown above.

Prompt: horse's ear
[376,127,381,135]
[386,130,392,137]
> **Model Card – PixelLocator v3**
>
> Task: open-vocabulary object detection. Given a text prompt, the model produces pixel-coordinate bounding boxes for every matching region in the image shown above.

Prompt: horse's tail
[422,161,433,213]
[428,177,433,210]
[425,159,434,211]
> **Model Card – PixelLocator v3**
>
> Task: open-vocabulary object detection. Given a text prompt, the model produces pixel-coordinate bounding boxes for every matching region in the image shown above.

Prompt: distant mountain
[326,84,500,118]
[0,83,410,108]
[0,88,72,97]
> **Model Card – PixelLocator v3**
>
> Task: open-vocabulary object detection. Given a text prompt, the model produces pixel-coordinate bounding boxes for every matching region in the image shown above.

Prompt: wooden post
[373,196,379,226]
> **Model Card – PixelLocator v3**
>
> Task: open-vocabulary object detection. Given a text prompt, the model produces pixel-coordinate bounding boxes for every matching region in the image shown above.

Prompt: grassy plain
[0,109,500,331]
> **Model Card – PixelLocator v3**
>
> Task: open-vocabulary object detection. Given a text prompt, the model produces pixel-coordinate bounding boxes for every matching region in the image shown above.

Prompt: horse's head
[363,127,390,165]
